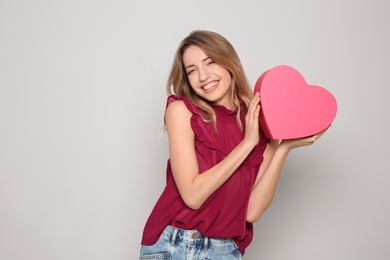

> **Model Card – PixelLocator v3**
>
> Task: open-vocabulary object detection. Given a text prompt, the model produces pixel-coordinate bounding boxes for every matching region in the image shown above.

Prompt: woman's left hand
[279,127,329,152]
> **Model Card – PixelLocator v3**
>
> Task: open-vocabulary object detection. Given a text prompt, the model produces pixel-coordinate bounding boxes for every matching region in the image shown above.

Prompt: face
[182,45,233,109]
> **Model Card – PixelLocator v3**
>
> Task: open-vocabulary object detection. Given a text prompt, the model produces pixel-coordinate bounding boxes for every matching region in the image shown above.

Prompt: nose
[198,67,210,82]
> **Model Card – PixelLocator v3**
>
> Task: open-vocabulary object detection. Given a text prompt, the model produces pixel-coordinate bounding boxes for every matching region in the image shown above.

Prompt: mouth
[202,80,219,92]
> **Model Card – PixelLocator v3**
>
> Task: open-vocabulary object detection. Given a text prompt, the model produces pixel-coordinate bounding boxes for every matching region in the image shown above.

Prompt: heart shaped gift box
[254,65,337,140]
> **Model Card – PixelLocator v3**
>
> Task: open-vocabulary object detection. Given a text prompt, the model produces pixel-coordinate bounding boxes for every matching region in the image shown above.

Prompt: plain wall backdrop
[1,0,389,259]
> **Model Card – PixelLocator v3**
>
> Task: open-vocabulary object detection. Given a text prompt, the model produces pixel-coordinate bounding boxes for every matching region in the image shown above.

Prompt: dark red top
[141,95,268,255]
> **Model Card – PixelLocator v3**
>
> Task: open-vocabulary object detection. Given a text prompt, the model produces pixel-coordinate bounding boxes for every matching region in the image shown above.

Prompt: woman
[139,30,326,259]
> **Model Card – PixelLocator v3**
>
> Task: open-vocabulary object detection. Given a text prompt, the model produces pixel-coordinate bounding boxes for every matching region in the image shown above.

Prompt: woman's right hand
[243,92,261,148]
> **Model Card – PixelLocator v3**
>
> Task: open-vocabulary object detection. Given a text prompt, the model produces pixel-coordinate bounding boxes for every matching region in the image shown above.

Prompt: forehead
[182,45,208,65]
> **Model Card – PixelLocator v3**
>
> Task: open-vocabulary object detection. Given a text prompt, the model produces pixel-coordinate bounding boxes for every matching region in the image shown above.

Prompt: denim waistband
[161,225,234,248]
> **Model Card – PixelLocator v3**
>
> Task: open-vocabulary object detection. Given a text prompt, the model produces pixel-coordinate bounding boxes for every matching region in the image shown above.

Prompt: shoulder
[166,98,186,111]
[165,100,192,129]
[166,95,202,115]
[166,99,191,118]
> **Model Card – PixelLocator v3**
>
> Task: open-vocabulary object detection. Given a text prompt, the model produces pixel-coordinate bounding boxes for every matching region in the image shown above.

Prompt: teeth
[203,81,218,90]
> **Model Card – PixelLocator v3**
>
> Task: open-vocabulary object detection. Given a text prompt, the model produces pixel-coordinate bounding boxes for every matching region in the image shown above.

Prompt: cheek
[223,72,232,85]
[187,77,198,89]
[188,82,203,95]
[218,68,232,80]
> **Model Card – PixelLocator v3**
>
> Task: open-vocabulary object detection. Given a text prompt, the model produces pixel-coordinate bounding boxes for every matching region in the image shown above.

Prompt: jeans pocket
[139,252,171,260]
[139,233,171,259]
[206,241,242,259]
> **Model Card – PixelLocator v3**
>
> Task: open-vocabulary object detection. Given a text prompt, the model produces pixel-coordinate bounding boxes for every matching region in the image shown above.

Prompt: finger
[251,92,260,106]
[247,104,260,128]
[254,104,260,121]
[248,93,260,115]
[246,94,259,122]
[248,102,260,125]
[315,128,328,139]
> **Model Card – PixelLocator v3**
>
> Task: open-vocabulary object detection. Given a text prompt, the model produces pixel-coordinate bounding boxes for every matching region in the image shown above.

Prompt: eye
[186,68,195,76]
[206,59,214,65]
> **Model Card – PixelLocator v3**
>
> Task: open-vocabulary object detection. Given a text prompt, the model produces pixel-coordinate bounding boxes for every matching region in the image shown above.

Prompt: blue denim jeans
[139,225,242,259]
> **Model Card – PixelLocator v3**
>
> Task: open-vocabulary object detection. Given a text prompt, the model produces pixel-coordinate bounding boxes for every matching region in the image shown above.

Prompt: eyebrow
[184,57,210,70]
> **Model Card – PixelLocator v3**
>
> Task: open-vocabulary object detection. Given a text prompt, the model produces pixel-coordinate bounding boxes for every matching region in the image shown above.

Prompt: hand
[243,92,261,148]
[279,127,329,152]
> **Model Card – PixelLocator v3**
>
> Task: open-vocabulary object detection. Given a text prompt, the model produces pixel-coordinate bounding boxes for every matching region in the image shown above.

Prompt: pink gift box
[254,65,337,139]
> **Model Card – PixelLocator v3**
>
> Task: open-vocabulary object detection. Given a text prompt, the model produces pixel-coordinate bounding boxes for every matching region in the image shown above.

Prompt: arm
[166,95,261,210]
[246,131,327,223]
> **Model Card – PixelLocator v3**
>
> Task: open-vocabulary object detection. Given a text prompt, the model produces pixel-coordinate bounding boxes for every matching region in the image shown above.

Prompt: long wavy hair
[166,30,253,131]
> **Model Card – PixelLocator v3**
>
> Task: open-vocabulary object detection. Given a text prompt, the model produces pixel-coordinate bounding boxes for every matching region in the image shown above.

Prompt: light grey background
[1,0,389,259]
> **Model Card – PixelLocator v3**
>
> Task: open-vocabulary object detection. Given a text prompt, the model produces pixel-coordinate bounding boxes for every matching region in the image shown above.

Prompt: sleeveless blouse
[141,95,268,255]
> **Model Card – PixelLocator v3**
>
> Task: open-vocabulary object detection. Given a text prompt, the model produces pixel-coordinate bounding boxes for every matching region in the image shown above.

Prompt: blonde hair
[166,30,253,131]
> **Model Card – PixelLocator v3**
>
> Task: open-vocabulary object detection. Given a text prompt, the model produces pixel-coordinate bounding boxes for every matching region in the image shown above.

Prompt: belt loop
[170,228,178,246]
[204,236,209,251]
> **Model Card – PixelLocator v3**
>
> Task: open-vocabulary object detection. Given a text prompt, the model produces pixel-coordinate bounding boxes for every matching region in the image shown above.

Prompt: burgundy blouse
[141,95,268,255]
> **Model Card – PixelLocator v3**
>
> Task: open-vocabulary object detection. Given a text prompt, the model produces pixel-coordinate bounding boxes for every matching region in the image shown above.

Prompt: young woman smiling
[139,30,326,259]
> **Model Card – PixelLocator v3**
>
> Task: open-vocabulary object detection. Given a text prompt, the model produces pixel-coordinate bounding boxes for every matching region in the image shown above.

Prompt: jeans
[139,225,242,259]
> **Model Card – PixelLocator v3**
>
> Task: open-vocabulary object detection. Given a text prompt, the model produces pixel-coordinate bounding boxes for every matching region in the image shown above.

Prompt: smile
[202,81,219,91]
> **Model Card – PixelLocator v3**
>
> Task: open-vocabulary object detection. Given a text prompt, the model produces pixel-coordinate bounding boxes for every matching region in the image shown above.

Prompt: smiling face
[182,45,233,109]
